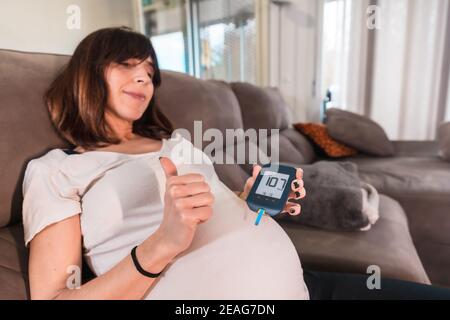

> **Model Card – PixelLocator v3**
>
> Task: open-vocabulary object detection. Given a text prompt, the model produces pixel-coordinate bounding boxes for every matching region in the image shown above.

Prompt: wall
[0,0,138,55]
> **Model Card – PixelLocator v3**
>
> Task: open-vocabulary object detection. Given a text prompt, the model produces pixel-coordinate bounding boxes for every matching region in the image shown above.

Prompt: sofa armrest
[391,140,439,157]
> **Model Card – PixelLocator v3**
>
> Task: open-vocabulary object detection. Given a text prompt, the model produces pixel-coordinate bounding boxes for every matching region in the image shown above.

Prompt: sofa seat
[277,194,431,285]
[345,155,450,286]
[348,156,450,196]
[0,224,28,299]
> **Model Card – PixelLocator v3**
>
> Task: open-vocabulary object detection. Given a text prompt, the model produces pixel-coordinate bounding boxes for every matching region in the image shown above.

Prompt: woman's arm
[29,214,173,300]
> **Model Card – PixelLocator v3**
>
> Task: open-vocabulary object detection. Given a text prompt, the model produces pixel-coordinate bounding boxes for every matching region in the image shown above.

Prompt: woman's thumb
[159,156,178,178]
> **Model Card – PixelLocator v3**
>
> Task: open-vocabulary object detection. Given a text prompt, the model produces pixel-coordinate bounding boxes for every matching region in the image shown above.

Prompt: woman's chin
[121,108,147,121]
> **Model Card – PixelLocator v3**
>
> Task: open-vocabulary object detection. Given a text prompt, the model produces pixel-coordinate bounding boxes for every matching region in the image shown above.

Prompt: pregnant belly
[145,184,309,300]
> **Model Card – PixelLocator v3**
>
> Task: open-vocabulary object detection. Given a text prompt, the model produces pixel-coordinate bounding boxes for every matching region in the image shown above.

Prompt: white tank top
[22,133,309,299]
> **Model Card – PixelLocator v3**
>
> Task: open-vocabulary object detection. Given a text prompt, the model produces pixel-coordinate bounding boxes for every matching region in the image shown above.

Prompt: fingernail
[295,191,301,198]
[294,181,299,188]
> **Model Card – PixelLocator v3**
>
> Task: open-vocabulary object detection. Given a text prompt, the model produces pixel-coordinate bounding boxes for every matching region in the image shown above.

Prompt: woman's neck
[74,135,161,154]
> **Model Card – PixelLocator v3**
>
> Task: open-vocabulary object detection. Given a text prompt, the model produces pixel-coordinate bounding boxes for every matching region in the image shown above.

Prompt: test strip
[255,208,265,226]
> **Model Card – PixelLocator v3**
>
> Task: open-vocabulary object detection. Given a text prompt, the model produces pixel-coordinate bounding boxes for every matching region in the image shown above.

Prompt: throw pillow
[274,161,379,231]
[294,123,357,158]
[325,108,394,156]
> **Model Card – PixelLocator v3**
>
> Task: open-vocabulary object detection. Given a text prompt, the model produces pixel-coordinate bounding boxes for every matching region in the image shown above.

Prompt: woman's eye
[147,73,153,79]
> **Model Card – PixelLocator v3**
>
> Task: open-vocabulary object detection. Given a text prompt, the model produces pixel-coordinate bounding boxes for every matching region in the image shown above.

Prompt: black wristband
[131,245,163,278]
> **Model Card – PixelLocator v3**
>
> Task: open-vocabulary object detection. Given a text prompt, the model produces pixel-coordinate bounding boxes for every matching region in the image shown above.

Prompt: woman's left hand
[239,165,306,215]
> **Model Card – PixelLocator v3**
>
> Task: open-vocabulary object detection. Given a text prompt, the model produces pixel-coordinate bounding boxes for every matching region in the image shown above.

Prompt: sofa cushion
[391,140,439,157]
[0,224,29,299]
[280,128,317,164]
[347,156,450,196]
[325,108,395,157]
[278,194,430,284]
[230,82,291,133]
[257,133,309,167]
[157,72,244,149]
[0,49,71,228]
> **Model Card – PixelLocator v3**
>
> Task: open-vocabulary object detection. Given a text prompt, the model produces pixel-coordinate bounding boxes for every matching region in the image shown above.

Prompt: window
[142,0,191,74]
[140,0,257,83]
[197,0,256,83]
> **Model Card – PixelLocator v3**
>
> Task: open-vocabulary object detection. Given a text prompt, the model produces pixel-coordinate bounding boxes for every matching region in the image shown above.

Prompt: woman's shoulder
[24,149,71,180]
[30,148,68,164]
[25,147,99,176]
[22,148,83,247]
[23,147,132,196]
[23,149,78,192]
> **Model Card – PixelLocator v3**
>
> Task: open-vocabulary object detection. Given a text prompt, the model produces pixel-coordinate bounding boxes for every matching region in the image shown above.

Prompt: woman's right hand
[152,156,214,260]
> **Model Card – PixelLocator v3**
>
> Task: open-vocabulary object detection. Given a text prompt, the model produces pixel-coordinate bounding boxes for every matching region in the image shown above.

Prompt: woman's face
[104,57,155,124]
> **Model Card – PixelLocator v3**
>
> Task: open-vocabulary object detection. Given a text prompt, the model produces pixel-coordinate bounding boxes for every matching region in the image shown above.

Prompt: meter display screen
[254,170,290,199]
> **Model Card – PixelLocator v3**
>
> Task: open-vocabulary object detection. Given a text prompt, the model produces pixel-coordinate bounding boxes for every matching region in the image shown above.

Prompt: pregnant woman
[22,27,308,300]
[23,27,450,300]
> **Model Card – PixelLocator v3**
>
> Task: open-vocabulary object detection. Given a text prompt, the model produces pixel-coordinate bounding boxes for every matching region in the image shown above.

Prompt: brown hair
[45,26,173,150]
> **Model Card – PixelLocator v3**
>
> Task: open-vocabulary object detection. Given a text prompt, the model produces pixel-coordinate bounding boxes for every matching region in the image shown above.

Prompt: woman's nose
[134,65,151,85]
[135,75,149,85]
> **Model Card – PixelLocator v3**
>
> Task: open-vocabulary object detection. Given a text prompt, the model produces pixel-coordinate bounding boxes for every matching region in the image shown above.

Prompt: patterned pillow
[294,123,357,158]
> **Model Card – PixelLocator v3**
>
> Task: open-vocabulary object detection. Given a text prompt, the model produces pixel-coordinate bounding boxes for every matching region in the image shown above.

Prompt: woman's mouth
[123,90,146,101]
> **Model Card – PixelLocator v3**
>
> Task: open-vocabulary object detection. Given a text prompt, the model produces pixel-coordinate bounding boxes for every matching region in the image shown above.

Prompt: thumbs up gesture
[155,157,215,258]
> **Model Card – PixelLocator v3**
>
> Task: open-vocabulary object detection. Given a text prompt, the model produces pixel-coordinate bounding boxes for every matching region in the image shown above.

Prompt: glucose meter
[246,163,297,225]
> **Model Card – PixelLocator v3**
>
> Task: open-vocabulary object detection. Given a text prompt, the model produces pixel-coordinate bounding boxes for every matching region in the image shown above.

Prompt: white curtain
[319,0,449,140]
[319,0,370,115]
[370,0,449,140]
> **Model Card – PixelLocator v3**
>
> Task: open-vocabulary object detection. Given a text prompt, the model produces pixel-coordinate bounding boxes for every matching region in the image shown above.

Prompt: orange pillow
[294,123,357,158]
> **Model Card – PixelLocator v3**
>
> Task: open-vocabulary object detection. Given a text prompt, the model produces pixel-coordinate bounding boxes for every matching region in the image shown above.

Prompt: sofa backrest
[230,82,317,165]
[0,50,71,227]
[157,72,244,148]
[156,71,250,191]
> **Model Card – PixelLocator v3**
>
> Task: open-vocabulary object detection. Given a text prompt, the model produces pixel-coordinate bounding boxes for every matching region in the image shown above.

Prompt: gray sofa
[0,49,447,299]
